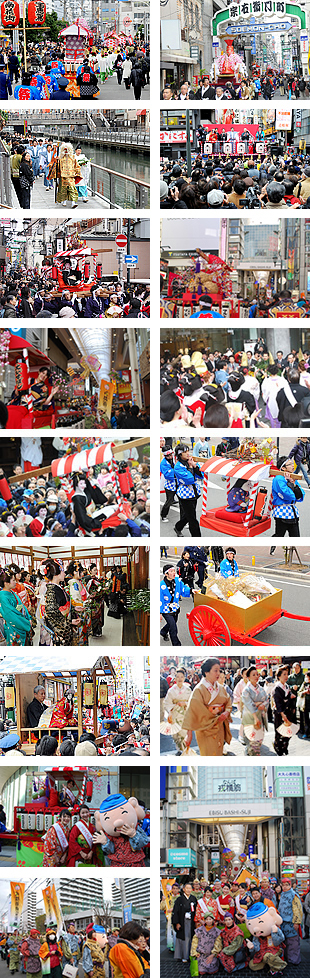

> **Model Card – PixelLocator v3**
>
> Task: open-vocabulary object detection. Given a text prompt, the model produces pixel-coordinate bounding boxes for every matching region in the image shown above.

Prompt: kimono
[163,681,192,752]
[43,822,69,866]
[273,681,296,756]
[87,577,105,636]
[44,581,72,646]
[75,152,90,200]
[241,682,268,756]
[172,894,197,962]
[191,925,221,974]
[56,154,80,203]
[215,922,247,972]
[195,896,220,927]
[68,578,91,646]
[8,939,20,973]
[216,894,235,921]
[182,678,232,756]
[66,818,95,866]
[0,589,31,645]
[20,937,42,977]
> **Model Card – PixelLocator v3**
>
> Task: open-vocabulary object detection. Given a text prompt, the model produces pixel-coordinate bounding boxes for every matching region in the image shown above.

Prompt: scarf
[75,820,93,848]
[53,822,68,850]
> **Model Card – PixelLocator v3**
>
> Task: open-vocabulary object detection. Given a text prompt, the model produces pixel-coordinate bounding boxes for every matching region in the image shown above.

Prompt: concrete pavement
[160,704,310,756]
[7,73,150,101]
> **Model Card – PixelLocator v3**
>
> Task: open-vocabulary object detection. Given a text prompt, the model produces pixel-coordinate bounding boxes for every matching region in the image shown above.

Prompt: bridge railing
[89,161,150,208]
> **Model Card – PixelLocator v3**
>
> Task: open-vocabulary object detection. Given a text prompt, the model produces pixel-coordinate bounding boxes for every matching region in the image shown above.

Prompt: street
[160,702,310,757]
[159,551,310,646]
[160,912,310,978]
[160,475,310,539]
[7,74,150,101]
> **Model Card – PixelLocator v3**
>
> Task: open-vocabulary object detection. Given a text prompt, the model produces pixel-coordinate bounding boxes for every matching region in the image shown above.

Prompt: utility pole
[126,218,131,286]
[186,110,192,177]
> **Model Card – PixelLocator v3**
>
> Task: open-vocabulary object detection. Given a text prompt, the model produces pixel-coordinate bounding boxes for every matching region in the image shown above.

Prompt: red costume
[66,819,95,866]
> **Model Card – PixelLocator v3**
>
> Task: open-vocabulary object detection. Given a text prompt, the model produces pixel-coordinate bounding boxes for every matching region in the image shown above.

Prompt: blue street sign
[224,20,292,34]
[124,255,138,265]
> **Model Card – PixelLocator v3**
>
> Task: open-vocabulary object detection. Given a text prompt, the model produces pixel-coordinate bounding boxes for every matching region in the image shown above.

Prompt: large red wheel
[188,605,231,646]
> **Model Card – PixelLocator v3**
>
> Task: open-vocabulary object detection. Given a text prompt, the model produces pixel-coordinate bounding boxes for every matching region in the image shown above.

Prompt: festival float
[161,249,238,318]
[58,17,95,97]
[211,34,247,86]
[42,239,113,297]
[0,332,86,429]
[14,766,119,866]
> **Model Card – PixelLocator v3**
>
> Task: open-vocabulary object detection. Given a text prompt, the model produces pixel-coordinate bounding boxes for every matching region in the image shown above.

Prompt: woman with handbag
[19,152,34,209]
[273,664,299,755]
[190,912,221,975]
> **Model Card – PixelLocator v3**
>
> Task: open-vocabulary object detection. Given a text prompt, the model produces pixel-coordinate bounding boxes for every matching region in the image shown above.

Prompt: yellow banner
[161,878,177,913]
[5,687,15,708]
[42,884,63,932]
[10,883,25,927]
[99,379,115,417]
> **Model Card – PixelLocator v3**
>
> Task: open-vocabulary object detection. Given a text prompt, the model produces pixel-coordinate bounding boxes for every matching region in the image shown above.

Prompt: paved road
[7,74,150,101]
[160,912,310,978]
[159,555,310,647]
[160,473,310,539]
[30,176,107,210]
[160,704,310,756]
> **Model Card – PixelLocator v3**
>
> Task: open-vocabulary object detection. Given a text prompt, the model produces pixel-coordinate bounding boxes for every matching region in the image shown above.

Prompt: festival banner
[99,379,115,417]
[10,883,25,928]
[161,879,177,912]
[42,884,63,933]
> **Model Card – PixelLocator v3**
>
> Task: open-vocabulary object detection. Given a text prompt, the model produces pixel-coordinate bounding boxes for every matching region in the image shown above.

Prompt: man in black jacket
[172,880,197,962]
[26,685,47,728]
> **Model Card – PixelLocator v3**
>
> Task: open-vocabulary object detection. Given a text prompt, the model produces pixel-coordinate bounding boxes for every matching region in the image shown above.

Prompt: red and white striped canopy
[51,443,113,477]
[200,457,270,481]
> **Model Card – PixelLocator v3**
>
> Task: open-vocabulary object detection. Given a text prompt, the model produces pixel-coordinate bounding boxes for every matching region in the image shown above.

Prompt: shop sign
[213,777,247,795]
[168,848,197,866]
[275,767,303,797]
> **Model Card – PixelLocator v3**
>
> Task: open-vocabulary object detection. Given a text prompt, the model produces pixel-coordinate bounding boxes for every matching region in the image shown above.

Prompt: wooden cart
[187,587,310,647]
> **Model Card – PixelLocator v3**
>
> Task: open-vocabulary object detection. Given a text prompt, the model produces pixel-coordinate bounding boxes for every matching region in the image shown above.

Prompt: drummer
[220,547,239,578]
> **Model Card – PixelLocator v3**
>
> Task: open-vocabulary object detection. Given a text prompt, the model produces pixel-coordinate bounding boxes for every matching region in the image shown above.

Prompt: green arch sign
[212,3,306,35]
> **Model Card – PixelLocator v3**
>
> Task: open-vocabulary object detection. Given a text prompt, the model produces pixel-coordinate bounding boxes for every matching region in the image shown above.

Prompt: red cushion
[214,507,246,524]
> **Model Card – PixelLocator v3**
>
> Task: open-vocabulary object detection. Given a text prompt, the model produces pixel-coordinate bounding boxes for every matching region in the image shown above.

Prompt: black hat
[58,77,69,88]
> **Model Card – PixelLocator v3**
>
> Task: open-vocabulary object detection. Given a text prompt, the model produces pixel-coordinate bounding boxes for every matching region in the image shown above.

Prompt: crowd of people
[6,134,92,210]
[0,453,150,538]
[161,72,309,101]
[0,272,150,320]
[161,872,307,970]
[160,658,309,757]
[160,150,310,211]
[0,557,142,646]
[160,342,310,428]
[0,919,150,978]
[0,37,150,100]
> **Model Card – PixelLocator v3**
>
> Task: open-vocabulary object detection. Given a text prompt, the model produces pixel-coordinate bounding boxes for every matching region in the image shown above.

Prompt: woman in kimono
[42,810,70,866]
[67,560,91,645]
[273,664,297,756]
[44,559,72,646]
[66,804,95,866]
[182,659,232,756]
[191,912,221,974]
[0,568,31,646]
[194,887,220,927]
[75,146,91,203]
[163,667,192,753]
[241,665,269,756]
[87,563,105,637]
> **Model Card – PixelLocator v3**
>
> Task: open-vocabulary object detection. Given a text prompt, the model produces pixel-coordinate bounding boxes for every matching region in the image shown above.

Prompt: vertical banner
[42,884,64,934]
[98,379,115,417]
[10,883,25,927]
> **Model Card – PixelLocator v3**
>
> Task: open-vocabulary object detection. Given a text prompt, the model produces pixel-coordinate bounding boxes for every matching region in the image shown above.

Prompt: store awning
[0,653,116,677]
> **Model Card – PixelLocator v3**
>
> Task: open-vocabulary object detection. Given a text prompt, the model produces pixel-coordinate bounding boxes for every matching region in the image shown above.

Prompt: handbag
[190,957,199,977]
[63,967,78,978]
[41,962,51,976]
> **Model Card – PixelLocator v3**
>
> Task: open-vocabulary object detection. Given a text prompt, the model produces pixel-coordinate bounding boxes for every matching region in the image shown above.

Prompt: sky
[161,217,220,252]
[0,878,113,922]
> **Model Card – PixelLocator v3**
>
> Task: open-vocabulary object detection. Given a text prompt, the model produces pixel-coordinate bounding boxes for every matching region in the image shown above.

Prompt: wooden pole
[77,670,83,738]
[22,0,27,71]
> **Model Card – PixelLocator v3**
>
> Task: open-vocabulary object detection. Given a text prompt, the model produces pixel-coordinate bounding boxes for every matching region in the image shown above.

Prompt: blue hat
[99,793,128,814]
[23,489,34,497]
[246,903,268,921]
[93,926,106,934]
[0,732,19,750]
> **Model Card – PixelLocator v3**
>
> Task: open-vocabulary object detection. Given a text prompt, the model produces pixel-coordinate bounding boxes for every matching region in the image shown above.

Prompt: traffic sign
[124,255,138,265]
[115,233,127,249]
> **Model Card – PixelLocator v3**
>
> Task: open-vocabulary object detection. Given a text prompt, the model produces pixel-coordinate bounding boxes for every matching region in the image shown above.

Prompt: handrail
[90,161,150,189]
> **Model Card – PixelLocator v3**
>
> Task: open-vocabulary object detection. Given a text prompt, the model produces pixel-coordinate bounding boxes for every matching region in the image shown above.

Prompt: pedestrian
[278,879,303,964]
[160,445,176,522]
[19,151,34,208]
[163,666,192,752]
[182,657,232,756]
[241,665,269,756]
[271,456,305,538]
[172,880,197,962]
[160,563,190,646]
[174,443,203,537]
[273,664,299,755]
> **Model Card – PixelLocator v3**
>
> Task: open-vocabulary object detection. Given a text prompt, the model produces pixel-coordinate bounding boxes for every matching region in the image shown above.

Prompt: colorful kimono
[44,582,72,646]
[43,822,69,866]
[241,682,268,756]
[195,896,220,926]
[87,577,105,636]
[68,579,90,646]
[183,679,232,756]
[56,154,80,203]
[100,826,148,867]
[215,923,247,972]
[191,925,221,974]
[163,682,192,752]
[0,589,31,645]
[66,819,95,866]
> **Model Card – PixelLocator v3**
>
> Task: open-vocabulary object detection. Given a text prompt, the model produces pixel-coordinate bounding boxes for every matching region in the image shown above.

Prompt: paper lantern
[27,0,46,23]
[52,265,58,280]
[239,853,247,863]
[96,263,102,278]
[1,0,19,27]
[84,262,90,279]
